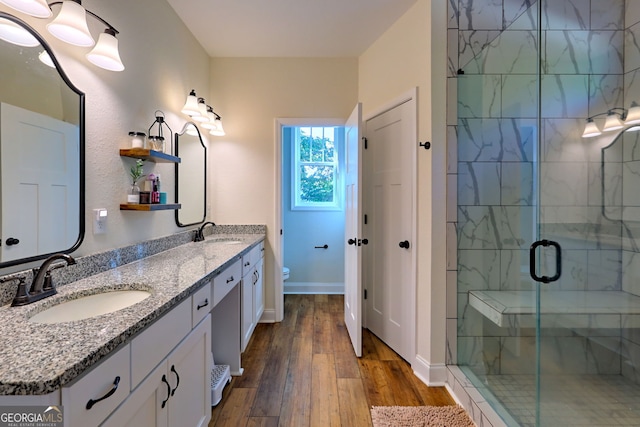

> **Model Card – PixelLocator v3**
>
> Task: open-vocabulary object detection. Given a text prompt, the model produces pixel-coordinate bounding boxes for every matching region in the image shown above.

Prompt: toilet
[283,267,290,281]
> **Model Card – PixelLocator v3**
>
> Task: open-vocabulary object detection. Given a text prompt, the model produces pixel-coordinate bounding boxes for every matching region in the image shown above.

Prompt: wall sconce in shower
[180,89,226,136]
[0,0,124,71]
[581,104,640,138]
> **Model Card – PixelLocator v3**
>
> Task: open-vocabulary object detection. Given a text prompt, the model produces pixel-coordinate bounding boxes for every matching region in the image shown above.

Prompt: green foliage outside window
[295,127,339,208]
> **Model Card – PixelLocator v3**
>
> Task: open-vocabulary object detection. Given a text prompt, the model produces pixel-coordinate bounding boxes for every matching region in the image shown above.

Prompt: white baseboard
[259,309,276,323]
[412,354,447,386]
[284,282,344,294]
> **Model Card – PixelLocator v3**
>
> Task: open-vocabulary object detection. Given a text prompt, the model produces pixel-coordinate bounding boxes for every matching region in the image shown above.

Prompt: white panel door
[344,103,362,357]
[364,100,414,361]
[0,103,79,262]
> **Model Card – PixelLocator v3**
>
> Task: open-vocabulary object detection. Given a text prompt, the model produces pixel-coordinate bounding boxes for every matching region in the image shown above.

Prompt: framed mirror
[175,122,206,227]
[0,13,84,268]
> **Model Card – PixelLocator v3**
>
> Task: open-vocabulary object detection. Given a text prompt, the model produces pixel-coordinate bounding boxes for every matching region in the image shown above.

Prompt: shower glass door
[456,0,640,426]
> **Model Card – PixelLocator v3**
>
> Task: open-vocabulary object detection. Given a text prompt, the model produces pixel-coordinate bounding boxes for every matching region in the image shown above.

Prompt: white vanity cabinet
[102,316,211,427]
[241,242,264,351]
[64,289,212,427]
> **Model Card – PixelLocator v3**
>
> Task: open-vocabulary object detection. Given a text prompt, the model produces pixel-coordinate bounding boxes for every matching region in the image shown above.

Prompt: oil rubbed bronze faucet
[11,253,76,306]
[194,221,216,242]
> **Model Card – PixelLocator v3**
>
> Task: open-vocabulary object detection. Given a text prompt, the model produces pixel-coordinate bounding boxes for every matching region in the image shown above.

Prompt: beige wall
[0,0,210,272]
[208,57,358,315]
[358,0,448,383]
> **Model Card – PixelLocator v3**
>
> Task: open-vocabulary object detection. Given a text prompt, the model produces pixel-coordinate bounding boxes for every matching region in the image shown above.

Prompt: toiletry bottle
[151,177,160,204]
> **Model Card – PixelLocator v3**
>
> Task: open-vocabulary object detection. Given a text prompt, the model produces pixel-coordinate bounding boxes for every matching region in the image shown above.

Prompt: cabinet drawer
[213,258,241,307]
[192,281,212,327]
[131,298,191,388]
[62,344,130,427]
[242,242,264,275]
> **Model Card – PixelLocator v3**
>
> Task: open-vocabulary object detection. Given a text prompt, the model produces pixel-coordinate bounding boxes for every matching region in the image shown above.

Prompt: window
[292,126,341,210]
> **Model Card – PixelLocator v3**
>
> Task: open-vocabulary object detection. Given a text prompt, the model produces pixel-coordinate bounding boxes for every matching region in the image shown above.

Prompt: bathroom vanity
[0,232,265,427]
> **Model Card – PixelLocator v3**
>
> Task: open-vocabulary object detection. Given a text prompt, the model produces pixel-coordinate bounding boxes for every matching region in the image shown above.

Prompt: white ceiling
[165,0,418,58]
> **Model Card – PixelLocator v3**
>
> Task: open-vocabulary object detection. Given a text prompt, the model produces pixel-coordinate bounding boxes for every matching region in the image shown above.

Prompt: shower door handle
[529,239,562,284]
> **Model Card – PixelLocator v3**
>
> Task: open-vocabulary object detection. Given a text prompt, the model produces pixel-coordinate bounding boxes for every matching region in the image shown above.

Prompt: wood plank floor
[209,294,455,427]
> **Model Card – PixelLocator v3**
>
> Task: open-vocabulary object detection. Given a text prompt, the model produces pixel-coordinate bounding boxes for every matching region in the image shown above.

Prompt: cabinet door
[253,257,264,325]
[167,314,212,427]
[101,362,169,427]
[241,271,254,352]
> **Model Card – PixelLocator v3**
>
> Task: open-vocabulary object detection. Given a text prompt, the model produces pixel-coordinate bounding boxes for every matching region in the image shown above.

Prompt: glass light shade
[603,112,624,132]
[626,105,640,125]
[0,18,39,46]
[86,29,124,71]
[39,50,55,67]
[181,90,200,116]
[192,98,209,122]
[581,119,601,138]
[0,0,52,18]
[627,125,640,132]
[201,110,217,130]
[210,119,225,136]
[47,0,94,47]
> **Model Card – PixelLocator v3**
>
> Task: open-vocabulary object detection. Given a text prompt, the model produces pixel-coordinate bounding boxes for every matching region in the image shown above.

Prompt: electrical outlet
[93,208,107,235]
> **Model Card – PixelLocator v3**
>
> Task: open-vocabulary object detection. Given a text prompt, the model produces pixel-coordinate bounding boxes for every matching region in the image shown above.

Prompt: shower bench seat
[469,290,640,328]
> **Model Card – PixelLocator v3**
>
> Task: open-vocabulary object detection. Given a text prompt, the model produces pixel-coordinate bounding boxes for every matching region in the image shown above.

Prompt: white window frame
[291,126,342,211]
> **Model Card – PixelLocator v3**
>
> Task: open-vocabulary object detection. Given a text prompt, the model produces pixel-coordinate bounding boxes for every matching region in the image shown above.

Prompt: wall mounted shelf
[119,148,181,163]
[120,203,181,211]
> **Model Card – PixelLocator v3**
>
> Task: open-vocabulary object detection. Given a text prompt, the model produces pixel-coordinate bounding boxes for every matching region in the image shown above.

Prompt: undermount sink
[206,237,243,245]
[29,290,151,324]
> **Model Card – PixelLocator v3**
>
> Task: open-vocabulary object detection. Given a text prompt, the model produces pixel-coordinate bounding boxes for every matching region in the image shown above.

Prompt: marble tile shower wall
[447,0,640,385]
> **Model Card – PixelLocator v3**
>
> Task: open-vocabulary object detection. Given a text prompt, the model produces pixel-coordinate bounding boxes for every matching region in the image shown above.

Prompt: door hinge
[364,214,368,225]
[280,229,283,235]
[362,136,368,149]
[364,289,368,299]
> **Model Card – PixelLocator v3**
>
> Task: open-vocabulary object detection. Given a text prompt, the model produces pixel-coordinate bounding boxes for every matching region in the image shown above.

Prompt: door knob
[5,238,19,246]
[359,238,369,246]
[399,240,410,249]
[347,238,357,245]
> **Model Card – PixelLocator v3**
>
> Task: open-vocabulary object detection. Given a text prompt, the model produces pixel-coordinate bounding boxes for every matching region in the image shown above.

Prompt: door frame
[274,117,346,322]
[362,87,418,361]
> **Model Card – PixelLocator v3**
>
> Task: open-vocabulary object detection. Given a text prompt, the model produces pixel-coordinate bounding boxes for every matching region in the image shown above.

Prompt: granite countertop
[0,233,264,395]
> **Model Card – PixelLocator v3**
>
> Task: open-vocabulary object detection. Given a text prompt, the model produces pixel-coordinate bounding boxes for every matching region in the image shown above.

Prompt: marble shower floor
[484,374,640,426]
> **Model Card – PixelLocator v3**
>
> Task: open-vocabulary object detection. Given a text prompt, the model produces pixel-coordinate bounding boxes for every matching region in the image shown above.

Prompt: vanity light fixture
[201,106,217,130]
[186,123,199,136]
[192,98,209,123]
[0,0,51,19]
[181,90,201,117]
[0,17,39,46]
[1,0,124,71]
[210,117,225,136]
[625,102,640,125]
[47,0,93,46]
[581,107,638,138]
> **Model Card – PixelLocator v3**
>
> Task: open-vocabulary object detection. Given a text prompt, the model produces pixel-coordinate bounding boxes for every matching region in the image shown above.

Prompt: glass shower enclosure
[454,1,640,425]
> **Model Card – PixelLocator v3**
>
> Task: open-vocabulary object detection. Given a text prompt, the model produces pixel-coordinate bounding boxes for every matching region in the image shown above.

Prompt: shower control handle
[529,239,562,284]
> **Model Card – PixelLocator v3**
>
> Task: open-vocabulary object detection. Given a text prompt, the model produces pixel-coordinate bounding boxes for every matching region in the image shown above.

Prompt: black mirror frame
[174,122,206,227]
[0,13,85,268]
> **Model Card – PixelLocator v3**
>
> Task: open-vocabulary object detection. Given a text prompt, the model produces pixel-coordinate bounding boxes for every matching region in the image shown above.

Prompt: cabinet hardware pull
[244,261,250,267]
[86,376,120,410]
[170,365,180,396]
[314,244,328,249]
[226,276,234,283]
[197,298,209,310]
[161,374,171,408]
